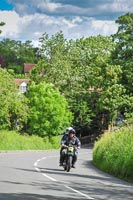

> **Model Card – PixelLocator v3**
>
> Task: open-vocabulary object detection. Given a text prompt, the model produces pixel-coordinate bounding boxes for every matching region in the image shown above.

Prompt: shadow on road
[83,160,133,186]
[0,193,85,200]
[40,167,112,182]
[0,178,132,200]
[13,165,112,182]
[1,165,133,200]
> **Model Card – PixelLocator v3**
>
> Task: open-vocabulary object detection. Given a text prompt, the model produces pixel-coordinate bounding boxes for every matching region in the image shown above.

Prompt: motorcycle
[63,145,75,172]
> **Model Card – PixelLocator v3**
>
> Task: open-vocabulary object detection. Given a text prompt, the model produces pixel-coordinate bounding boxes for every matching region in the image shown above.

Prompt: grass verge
[92,126,133,183]
[0,130,60,150]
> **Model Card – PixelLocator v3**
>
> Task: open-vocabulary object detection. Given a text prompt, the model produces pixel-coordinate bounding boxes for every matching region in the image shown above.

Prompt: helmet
[68,128,76,135]
[66,126,73,132]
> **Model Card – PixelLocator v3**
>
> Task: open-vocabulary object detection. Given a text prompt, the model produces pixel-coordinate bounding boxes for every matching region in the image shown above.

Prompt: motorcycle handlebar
[62,145,80,149]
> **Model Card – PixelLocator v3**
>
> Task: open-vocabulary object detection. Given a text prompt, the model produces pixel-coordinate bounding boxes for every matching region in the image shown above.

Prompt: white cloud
[37,0,62,12]
[65,18,118,39]
[91,20,118,35]
[0,0,132,47]
[8,0,63,15]
[99,1,133,13]
[7,0,133,19]
[0,11,20,38]
[0,9,118,45]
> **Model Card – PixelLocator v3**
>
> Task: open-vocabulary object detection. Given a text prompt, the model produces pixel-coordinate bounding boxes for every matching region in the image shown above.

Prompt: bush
[0,130,60,150]
[27,81,73,137]
[93,126,133,182]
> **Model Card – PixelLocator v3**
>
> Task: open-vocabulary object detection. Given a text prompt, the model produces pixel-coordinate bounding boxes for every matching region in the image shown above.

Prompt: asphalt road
[0,147,132,200]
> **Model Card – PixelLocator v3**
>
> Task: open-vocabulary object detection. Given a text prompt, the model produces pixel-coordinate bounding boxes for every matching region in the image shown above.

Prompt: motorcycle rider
[59,126,74,166]
[59,128,81,168]
[61,126,74,140]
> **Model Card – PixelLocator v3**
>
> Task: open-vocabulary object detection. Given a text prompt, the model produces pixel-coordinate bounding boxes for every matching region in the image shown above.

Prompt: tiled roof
[24,63,36,73]
[14,78,30,85]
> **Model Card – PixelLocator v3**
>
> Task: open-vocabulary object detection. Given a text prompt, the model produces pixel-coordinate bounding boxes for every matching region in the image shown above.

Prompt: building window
[19,82,27,93]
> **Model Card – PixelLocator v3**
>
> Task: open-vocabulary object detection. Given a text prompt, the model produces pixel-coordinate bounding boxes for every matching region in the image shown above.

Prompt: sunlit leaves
[30,31,126,132]
[112,13,133,94]
[27,81,73,137]
[0,68,28,129]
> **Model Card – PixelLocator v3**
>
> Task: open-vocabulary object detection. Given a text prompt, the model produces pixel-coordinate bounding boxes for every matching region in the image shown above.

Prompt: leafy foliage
[0,68,28,130]
[27,81,73,137]
[0,39,39,73]
[93,126,133,182]
[0,13,133,138]
[30,32,126,134]
[112,13,133,94]
[0,130,60,150]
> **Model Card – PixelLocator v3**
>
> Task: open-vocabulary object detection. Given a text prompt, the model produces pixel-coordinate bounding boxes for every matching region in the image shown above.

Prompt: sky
[0,0,133,46]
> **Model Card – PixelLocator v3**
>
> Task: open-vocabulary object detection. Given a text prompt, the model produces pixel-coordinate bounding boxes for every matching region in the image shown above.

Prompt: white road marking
[42,173,57,182]
[65,185,94,200]
[34,156,58,181]
[34,162,37,167]
[34,153,94,200]
[35,167,40,172]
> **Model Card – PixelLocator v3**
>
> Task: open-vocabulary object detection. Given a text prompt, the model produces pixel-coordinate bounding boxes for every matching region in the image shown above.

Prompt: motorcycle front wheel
[66,156,72,172]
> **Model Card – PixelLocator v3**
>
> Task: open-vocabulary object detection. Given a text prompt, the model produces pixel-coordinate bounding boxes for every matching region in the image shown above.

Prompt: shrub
[0,130,60,150]
[93,126,133,182]
[27,81,73,137]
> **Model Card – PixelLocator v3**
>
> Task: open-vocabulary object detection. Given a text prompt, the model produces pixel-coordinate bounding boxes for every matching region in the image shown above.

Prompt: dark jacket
[61,136,81,148]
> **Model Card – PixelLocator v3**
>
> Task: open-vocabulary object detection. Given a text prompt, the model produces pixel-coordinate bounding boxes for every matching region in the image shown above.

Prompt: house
[14,63,36,93]
[14,78,30,93]
[24,63,36,76]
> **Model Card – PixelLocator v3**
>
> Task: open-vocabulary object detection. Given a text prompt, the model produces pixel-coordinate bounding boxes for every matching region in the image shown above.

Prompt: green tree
[110,13,133,124]
[27,81,73,137]
[30,32,123,135]
[112,13,133,94]
[0,39,39,73]
[0,23,6,67]
[0,68,28,130]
